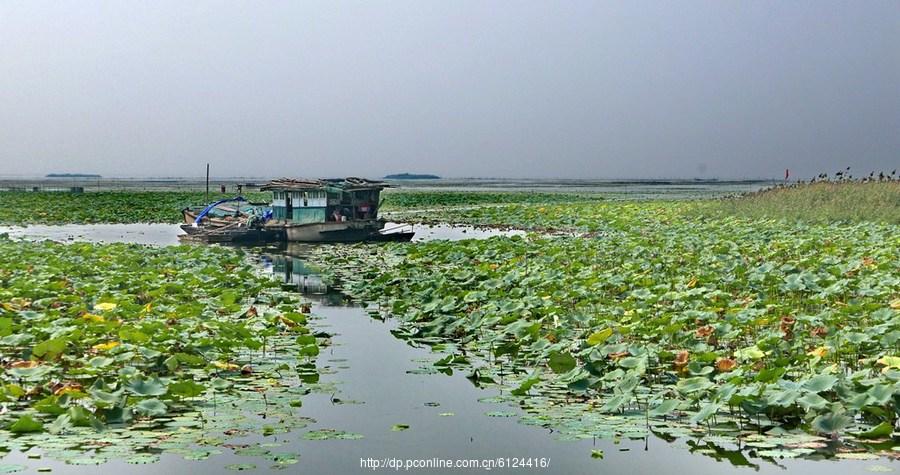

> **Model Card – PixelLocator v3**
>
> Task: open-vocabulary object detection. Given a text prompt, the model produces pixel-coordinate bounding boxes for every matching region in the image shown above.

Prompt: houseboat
[261,177,414,242]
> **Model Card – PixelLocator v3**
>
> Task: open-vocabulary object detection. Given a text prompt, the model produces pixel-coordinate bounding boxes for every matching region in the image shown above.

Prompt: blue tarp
[194,196,247,224]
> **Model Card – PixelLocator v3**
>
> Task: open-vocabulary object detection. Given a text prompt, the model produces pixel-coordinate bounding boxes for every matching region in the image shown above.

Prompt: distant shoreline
[46,173,102,178]
[384,173,441,180]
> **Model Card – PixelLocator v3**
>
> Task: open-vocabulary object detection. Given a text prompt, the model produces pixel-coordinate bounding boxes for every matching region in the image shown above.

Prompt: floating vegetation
[381,191,603,212]
[310,200,900,459]
[0,237,331,465]
[0,191,269,225]
[302,429,364,441]
[225,463,257,471]
[125,454,160,464]
[485,411,517,418]
[0,190,600,226]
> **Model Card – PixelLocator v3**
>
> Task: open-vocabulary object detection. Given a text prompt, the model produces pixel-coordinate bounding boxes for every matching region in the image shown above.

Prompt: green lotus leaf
[88,356,114,368]
[648,399,681,417]
[134,399,167,417]
[767,389,801,408]
[802,374,838,393]
[32,337,67,359]
[8,415,43,433]
[866,384,894,405]
[600,393,630,413]
[225,464,257,471]
[125,376,167,396]
[676,377,713,394]
[689,402,721,424]
[46,414,72,435]
[796,392,829,411]
[854,422,893,439]
[31,395,65,415]
[511,376,541,396]
[548,351,576,374]
[211,378,233,390]
[169,380,205,398]
[811,411,852,435]
[586,328,613,346]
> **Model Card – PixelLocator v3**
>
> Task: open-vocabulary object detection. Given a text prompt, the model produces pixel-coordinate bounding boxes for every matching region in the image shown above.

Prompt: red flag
[784,169,790,180]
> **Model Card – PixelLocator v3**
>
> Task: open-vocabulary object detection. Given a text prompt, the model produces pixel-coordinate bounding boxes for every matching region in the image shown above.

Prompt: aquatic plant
[703,181,900,224]
[381,191,604,211]
[310,201,900,456]
[0,237,327,465]
[0,191,268,225]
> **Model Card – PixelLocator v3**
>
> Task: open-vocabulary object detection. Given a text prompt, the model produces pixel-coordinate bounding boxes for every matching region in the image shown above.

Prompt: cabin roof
[261,177,389,192]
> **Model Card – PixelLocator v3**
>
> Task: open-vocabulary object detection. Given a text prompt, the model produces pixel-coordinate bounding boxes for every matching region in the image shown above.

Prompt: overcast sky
[1,1,898,179]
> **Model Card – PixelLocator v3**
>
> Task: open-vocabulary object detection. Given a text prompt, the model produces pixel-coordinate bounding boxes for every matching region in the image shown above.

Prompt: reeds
[705,169,900,224]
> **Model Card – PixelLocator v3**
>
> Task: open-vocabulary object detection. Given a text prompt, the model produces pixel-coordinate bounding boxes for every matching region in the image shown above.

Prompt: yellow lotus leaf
[735,346,766,360]
[92,341,120,351]
[687,277,698,288]
[53,382,84,396]
[9,360,39,369]
[82,313,105,323]
[277,315,298,328]
[808,346,828,358]
[94,302,118,311]
[890,299,900,310]
[213,361,240,371]
[877,356,900,369]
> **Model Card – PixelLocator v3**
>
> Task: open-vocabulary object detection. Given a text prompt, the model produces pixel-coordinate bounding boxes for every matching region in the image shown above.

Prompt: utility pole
[206,163,210,203]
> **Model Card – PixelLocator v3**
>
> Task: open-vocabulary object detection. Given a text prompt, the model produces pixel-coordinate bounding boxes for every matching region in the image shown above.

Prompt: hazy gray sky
[1,1,898,179]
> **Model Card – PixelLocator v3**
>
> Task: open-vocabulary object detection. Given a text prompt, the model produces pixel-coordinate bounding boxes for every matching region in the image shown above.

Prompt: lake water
[0,222,525,246]
[0,225,894,474]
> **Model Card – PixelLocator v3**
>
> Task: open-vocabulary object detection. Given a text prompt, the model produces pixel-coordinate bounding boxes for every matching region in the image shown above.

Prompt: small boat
[181,197,270,226]
[180,178,415,244]
[260,177,415,243]
[179,196,281,243]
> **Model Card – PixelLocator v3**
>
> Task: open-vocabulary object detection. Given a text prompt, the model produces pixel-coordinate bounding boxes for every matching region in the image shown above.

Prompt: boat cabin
[261,177,388,225]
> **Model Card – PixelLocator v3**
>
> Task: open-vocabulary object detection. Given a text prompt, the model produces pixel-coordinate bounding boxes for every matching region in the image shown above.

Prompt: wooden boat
[261,177,415,243]
[181,178,416,244]
[263,220,413,243]
[178,223,281,243]
[182,200,269,226]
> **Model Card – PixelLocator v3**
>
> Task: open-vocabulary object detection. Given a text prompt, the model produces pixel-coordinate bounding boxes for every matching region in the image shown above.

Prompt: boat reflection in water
[262,243,350,306]
[274,255,327,294]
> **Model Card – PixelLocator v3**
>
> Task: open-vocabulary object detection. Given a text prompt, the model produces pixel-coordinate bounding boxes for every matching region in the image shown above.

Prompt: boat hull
[280,220,385,243]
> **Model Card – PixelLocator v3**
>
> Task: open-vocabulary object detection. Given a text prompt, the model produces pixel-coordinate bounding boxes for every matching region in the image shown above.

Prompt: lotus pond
[307,200,900,463]
[0,195,898,474]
